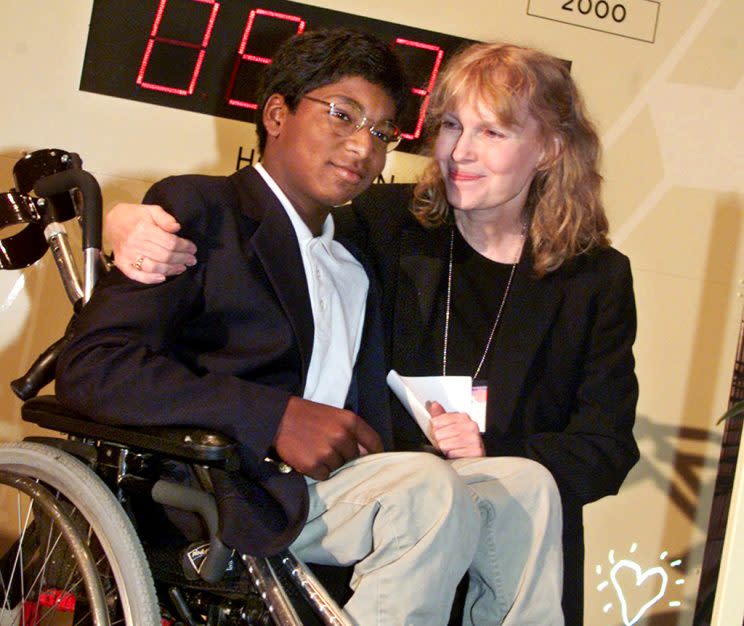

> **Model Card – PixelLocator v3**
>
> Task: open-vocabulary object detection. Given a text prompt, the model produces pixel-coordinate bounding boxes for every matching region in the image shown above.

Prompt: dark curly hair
[254,29,409,154]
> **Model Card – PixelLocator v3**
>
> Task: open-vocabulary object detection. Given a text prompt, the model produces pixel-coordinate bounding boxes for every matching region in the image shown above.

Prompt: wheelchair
[0,149,351,626]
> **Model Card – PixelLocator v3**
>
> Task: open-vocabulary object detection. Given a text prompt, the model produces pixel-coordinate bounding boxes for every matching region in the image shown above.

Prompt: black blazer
[56,166,393,555]
[339,184,640,625]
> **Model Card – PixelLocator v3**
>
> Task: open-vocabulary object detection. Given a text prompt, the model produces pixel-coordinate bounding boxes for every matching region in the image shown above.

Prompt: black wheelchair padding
[22,395,240,471]
[12,148,77,221]
[0,191,48,269]
[1,148,83,270]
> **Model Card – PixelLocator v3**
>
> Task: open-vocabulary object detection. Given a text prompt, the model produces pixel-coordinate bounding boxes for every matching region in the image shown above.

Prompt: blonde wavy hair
[412,42,609,276]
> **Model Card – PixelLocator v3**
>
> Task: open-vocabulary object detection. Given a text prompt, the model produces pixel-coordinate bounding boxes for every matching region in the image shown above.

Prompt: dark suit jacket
[338,184,640,625]
[56,166,393,556]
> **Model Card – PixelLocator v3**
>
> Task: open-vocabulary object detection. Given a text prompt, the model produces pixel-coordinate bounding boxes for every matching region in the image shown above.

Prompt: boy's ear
[263,94,288,138]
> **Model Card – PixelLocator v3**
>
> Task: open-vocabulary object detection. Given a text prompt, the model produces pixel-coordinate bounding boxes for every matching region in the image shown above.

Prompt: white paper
[386,370,484,444]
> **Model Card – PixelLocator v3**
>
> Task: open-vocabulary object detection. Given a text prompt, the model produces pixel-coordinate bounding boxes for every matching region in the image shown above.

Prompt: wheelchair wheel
[0,442,160,625]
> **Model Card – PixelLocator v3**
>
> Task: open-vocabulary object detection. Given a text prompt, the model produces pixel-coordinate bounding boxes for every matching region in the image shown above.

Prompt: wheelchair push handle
[11,153,104,400]
[34,163,102,253]
[33,155,103,304]
[34,165,103,250]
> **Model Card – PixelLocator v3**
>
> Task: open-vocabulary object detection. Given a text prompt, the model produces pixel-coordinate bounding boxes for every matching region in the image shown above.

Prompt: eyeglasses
[303,95,402,152]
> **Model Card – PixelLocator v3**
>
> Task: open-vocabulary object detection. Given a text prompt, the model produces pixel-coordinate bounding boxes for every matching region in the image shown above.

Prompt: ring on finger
[132,255,145,271]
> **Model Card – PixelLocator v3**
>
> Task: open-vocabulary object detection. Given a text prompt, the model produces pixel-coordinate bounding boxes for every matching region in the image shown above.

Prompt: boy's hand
[274,396,383,480]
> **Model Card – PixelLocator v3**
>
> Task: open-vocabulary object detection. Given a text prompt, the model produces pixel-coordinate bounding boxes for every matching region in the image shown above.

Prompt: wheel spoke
[1,473,106,626]
[2,442,166,625]
[0,492,34,616]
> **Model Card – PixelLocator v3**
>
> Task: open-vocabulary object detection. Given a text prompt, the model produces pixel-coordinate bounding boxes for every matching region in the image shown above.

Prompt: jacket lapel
[486,246,563,433]
[393,223,450,369]
[230,167,314,385]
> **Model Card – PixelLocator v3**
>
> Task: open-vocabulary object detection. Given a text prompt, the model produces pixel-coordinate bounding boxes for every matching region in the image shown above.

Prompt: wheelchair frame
[0,149,351,626]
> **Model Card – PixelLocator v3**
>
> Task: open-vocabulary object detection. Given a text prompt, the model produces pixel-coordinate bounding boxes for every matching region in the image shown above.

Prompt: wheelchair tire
[0,441,161,625]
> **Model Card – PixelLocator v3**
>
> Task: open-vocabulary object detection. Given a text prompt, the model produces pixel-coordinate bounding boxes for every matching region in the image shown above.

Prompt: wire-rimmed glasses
[303,95,402,152]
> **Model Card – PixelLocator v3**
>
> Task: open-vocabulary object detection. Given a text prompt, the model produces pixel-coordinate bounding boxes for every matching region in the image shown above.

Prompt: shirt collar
[254,162,335,251]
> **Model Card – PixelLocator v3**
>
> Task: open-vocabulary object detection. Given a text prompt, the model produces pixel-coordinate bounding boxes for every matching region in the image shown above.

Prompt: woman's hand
[428,401,485,458]
[105,203,197,283]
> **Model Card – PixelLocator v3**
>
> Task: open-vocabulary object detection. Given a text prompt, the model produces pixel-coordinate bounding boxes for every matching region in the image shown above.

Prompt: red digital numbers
[225,9,306,110]
[135,2,447,144]
[394,39,444,140]
[137,0,221,96]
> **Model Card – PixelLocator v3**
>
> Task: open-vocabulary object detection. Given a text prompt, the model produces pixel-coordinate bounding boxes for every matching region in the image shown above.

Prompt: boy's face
[262,75,396,220]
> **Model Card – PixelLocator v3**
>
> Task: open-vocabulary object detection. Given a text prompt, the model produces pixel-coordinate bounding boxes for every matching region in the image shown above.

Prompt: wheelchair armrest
[22,395,240,471]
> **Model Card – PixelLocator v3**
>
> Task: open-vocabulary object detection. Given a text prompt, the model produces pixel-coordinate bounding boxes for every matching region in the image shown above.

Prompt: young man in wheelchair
[56,29,563,625]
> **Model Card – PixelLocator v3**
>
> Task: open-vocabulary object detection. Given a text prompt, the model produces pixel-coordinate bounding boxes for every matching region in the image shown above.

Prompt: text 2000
[561,0,627,22]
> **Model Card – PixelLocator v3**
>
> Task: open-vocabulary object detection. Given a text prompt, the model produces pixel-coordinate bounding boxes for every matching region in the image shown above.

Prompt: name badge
[471,385,488,432]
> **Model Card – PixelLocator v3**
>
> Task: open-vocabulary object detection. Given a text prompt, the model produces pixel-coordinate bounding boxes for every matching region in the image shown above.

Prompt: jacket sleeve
[55,177,291,471]
[486,253,640,506]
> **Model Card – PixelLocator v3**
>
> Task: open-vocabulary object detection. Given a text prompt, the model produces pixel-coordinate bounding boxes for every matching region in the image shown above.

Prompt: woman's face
[434,98,545,218]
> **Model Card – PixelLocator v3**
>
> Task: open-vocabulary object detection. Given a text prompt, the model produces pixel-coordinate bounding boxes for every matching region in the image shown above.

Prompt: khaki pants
[291,452,563,626]
[291,451,481,626]
[452,457,564,626]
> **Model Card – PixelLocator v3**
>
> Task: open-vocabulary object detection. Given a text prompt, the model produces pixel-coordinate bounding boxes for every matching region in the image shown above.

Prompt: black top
[395,225,514,382]
[391,226,514,452]
[446,227,515,381]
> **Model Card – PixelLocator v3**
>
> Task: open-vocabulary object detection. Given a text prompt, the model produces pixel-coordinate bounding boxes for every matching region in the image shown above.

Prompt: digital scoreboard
[80,0,477,154]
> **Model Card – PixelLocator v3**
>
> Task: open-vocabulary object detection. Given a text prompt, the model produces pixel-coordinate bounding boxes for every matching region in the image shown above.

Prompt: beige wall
[2,1,743,624]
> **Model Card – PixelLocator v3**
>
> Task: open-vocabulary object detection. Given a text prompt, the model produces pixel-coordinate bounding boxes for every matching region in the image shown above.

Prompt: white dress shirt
[254,163,368,409]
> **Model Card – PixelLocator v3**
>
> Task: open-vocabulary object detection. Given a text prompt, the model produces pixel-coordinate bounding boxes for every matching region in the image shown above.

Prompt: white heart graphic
[610,559,668,626]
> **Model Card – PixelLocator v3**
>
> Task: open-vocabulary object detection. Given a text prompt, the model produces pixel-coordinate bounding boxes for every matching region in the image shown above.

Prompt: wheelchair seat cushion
[22,395,240,469]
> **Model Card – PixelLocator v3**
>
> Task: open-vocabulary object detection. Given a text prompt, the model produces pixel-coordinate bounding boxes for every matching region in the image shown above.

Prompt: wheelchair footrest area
[146,540,253,597]
[22,395,240,470]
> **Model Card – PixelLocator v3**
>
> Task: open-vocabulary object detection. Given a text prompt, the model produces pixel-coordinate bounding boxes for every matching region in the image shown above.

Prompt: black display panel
[80,0,477,154]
